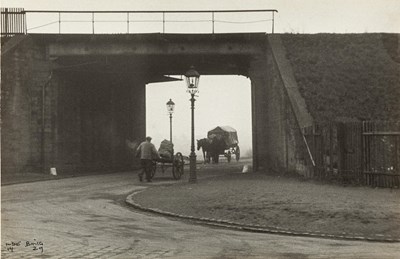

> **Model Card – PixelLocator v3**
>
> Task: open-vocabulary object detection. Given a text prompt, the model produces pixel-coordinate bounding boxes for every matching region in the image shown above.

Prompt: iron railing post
[212,12,214,34]
[272,11,274,34]
[162,12,165,33]
[127,12,129,33]
[92,12,94,34]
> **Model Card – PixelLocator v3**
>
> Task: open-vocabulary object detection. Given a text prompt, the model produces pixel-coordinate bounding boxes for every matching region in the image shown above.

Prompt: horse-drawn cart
[151,152,185,180]
[207,126,240,163]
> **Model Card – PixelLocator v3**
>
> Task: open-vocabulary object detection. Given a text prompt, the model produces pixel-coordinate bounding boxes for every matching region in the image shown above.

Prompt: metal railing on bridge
[1,8,278,36]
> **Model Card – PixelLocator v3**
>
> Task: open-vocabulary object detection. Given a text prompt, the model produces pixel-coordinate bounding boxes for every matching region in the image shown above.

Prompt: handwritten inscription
[5,239,44,253]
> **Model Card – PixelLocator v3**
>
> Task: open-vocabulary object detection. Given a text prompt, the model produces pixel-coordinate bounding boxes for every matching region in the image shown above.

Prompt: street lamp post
[184,66,200,183]
[166,99,175,143]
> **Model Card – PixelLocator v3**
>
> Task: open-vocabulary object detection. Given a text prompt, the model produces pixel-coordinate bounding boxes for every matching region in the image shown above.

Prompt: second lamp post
[166,99,175,143]
[184,66,200,183]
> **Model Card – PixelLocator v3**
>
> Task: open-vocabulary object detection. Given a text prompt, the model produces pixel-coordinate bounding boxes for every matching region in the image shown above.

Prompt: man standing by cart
[136,136,160,182]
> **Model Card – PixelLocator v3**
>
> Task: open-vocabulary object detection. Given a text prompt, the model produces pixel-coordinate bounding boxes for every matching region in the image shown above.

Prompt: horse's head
[197,138,209,150]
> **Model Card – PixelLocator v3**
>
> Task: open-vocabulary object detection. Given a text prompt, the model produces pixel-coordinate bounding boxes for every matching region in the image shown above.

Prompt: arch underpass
[1,33,313,176]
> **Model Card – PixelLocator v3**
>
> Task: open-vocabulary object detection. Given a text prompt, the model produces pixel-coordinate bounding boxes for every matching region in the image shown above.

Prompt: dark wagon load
[207,126,240,162]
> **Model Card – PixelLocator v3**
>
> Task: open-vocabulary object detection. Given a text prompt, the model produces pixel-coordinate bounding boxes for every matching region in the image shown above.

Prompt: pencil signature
[5,239,44,253]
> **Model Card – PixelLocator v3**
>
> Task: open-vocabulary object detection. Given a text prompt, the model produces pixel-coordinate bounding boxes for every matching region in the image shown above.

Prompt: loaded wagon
[151,139,184,180]
[207,126,240,163]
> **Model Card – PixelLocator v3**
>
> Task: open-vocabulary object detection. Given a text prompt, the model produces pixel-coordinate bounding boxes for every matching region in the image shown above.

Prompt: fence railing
[1,8,26,36]
[302,121,400,188]
[1,8,278,36]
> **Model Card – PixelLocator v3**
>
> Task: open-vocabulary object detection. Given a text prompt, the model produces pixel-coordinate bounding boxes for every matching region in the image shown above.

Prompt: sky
[2,0,399,158]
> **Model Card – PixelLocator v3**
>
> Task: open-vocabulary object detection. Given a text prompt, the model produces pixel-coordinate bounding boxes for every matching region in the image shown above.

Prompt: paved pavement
[2,167,400,258]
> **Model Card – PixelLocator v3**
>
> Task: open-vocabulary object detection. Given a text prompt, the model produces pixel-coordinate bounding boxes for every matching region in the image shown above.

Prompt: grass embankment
[281,33,400,122]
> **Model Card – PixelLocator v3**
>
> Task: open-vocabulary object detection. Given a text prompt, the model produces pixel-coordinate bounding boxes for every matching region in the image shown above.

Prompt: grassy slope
[280,33,400,122]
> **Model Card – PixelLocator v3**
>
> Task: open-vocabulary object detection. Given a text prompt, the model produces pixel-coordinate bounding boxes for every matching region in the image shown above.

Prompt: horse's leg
[202,149,206,164]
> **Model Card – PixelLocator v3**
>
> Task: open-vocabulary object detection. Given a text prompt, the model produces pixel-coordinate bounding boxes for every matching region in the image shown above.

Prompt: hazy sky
[2,0,399,158]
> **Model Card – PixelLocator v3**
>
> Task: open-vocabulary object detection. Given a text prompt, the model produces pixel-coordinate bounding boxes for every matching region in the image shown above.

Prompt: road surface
[2,172,399,258]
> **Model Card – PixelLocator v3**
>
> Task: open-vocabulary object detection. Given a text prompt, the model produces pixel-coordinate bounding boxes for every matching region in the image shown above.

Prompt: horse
[207,136,227,164]
[197,138,211,163]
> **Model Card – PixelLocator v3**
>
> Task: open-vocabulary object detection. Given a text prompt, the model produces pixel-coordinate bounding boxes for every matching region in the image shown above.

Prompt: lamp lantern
[185,66,200,95]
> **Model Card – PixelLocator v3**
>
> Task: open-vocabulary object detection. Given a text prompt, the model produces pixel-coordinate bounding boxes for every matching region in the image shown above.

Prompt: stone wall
[249,37,313,176]
[1,36,145,175]
[1,35,52,175]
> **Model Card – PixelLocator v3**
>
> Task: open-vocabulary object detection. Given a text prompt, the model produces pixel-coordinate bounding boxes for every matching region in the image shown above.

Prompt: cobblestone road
[2,172,400,258]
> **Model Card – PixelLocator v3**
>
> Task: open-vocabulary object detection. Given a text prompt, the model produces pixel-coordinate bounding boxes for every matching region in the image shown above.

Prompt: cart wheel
[150,161,157,179]
[172,152,184,180]
[235,146,240,161]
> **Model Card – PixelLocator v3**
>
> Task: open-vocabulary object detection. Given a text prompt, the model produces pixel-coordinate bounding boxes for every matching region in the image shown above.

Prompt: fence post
[337,122,346,182]
[329,123,333,179]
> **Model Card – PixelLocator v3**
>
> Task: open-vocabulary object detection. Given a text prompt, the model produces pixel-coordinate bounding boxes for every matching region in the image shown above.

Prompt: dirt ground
[133,161,400,239]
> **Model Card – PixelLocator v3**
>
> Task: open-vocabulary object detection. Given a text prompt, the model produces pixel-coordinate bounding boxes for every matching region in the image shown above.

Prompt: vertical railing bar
[14,8,16,34]
[15,8,18,33]
[10,8,12,35]
[10,7,12,35]
[13,8,15,34]
[272,11,274,34]
[20,8,22,33]
[24,10,27,34]
[6,7,9,36]
[58,12,61,34]
[162,12,165,33]
[127,12,129,33]
[12,8,15,35]
[212,12,214,34]
[11,8,17,35]
[15,8,17,33]
[18,8,21,33]
[92,12,94,34]
[17,8,19,33]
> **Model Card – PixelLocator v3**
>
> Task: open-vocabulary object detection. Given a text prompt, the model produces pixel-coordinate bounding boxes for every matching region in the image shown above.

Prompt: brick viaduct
[1,33,313,176]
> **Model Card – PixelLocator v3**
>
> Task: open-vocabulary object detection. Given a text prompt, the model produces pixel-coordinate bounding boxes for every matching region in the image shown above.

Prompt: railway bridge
[2,15,313,177]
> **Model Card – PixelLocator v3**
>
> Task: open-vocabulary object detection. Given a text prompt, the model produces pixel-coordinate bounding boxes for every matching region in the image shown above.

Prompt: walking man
[136,136,160,182]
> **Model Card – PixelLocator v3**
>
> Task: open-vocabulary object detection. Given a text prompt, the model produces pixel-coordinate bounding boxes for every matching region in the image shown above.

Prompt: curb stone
[126,190,400,243]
